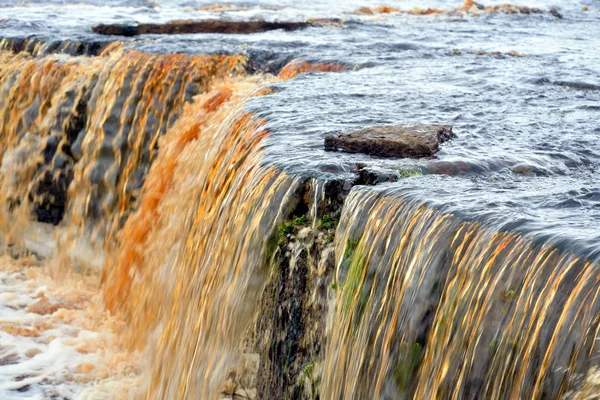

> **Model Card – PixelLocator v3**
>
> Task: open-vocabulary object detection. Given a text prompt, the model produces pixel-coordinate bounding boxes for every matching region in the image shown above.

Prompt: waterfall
[0,44,598,399]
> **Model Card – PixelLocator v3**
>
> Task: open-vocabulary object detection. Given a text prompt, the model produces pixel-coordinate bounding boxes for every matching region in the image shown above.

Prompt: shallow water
[247,2,600,254]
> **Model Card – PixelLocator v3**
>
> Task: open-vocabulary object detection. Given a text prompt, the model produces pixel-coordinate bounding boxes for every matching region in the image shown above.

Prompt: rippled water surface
[2,0,599,254]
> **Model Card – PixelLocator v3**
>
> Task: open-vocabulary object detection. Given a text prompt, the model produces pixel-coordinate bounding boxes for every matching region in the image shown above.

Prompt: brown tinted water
[0,0,599,398]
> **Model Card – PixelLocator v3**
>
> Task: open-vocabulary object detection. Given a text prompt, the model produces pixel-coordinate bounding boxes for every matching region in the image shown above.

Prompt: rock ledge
[324,124,454,158]
[92,19,339,37]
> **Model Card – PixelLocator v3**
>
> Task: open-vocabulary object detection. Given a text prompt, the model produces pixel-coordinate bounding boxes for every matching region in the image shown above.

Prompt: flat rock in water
[324,124,454,158]
[92,19,339,36]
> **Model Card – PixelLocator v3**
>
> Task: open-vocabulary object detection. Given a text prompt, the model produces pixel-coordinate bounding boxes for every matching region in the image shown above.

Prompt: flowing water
[0,0,599,398]
[325,189,600,399]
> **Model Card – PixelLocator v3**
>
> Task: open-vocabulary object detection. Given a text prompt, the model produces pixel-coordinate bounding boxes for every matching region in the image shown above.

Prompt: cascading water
[0,0,599,398]
[0,50,104,233]
[323,188,600,399]
[102,76,301,399]
[67,50,246,236]
[0,48,279,397]
[0,47,334,398]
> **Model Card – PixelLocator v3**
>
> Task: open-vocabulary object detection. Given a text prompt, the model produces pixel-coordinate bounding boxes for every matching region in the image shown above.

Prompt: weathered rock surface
[324,124,454,158]
[354,163,399,185]
[92,19,335,36]
[244,179,347,400]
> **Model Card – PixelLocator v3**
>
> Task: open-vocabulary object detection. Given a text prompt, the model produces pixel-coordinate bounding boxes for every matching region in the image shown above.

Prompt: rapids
[0,0,599,399]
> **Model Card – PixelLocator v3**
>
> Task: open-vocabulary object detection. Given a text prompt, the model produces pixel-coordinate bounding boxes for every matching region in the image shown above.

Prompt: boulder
[324,124,454,158]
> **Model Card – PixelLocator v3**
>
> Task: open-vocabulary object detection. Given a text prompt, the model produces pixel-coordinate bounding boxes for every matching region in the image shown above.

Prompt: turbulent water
[0,0,599,399]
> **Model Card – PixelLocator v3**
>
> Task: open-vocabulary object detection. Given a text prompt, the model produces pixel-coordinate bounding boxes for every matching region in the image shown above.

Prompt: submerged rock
[324,124,454,158]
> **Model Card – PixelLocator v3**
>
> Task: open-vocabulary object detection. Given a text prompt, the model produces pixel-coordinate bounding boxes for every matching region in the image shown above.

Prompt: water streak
[323,188,600,399]
[102,76,300,398]
[0,48,295,397]
[67,49,246,240]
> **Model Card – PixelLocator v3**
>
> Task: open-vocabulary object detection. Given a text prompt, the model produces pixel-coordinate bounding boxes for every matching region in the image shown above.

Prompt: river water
[5,0,596,250]
[1,0,599,398]
[2,0,600,244]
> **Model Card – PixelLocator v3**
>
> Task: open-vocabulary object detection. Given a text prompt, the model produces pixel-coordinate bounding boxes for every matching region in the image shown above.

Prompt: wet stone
[92,19,337,37]
[324,124,454,158]
[354,164,399,185]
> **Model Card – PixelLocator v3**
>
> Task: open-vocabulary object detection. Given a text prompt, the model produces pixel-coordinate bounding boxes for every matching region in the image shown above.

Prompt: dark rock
[92,19,329,37]
[30,167,72,225]
[427,160,474,176]
[246,50,296,75]
[554,81,600,91]
[245,178,342,399]
[354,164,399,185]
[549,7,563,19]
[41,135,60,164]
[324,124,454,158]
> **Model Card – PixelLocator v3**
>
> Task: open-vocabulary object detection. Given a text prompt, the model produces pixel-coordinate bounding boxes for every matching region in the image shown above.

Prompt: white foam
[0,257,140,399]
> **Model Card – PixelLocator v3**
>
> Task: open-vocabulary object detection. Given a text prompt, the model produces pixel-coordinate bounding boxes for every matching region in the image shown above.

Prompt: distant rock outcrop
[92,19,340,36]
